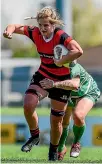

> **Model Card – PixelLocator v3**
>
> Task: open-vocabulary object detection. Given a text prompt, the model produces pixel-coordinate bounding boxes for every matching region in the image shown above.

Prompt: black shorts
[29,71,71,103]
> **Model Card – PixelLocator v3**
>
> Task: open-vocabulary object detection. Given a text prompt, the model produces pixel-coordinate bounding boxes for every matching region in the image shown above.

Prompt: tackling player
[3,6,83,161]
[40,62,101,160]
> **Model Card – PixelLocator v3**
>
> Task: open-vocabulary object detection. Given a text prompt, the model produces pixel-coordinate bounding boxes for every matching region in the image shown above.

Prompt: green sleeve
[70,64,80,78]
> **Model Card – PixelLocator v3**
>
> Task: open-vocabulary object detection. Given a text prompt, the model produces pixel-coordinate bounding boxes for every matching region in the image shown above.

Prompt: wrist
[53,82,59,88]
[53,82,56,88]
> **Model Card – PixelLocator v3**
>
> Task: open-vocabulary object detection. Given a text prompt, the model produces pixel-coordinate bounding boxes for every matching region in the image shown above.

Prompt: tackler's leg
[70,97,94,158]
[58,106,72,160]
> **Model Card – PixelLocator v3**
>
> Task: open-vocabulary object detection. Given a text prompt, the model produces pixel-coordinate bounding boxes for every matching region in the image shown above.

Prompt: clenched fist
[3,30,12,39]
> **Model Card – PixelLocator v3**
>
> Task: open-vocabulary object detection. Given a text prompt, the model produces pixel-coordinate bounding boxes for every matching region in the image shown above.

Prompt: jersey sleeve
[59,31,73,48]
[24,26,36,42]
[70,64,80,78]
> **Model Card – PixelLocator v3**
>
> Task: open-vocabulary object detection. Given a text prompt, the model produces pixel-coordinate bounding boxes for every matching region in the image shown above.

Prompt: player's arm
[3,24,25,39]
[54,77,80,90]
[54,35,83,66]
[40,76,80,90]
[62,40,83,62]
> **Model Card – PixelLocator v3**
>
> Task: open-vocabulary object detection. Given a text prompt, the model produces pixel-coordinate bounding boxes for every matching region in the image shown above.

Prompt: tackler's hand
[40,78,54,89]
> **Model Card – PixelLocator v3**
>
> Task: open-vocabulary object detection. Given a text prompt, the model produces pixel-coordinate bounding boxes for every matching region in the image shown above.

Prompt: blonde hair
[36,6,64,26]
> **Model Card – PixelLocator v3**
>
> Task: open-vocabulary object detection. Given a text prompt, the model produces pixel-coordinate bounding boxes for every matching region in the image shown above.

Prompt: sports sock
[73,124,85,144]
[58,127,69,152]
[49,143,58,152]
[30,127,40,138]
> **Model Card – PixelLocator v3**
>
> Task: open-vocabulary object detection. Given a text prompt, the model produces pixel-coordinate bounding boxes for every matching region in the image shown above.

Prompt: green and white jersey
[69,63,100,98]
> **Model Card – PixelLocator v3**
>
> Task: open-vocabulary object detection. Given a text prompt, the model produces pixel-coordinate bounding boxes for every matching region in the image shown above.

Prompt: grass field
[1,107,102,116]
[1,145,102,163]
[1,107,102,163]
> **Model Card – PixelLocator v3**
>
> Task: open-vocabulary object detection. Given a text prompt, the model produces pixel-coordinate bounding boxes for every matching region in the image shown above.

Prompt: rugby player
[40,62,100,160]
[3,6,83,161]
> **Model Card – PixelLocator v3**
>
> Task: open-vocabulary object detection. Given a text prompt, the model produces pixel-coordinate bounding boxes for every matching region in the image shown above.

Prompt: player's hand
[3,30,12,39]
[40,78,54,89]
[53,58,62,67]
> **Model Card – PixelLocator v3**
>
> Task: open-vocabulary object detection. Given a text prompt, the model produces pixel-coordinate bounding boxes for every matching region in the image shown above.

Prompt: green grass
[1,107,102,116]
[1,107,50,116]
[1,144,102,163]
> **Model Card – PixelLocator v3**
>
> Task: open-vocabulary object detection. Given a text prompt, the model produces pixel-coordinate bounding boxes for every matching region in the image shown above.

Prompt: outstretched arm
[40,77,80,90]
[3,24,25,39]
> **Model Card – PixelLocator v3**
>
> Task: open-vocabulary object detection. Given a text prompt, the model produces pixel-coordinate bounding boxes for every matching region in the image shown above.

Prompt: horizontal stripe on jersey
[38,66,70,80]
[40,62,70,75]
[41,62,64,68]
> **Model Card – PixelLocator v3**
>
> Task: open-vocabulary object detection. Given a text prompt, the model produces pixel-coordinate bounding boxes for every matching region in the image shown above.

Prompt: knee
[73,111,85,123]
[23,94,39,112]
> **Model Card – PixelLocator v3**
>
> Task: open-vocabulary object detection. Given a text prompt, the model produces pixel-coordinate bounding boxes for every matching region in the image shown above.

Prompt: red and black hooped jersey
[24,26,72,81]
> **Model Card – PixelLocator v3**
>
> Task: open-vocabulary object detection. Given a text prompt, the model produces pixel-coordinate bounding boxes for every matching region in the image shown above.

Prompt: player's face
[38,18,55,38]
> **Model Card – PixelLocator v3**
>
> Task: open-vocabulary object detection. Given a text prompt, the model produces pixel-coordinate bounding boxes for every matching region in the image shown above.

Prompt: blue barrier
[1,115,102,146]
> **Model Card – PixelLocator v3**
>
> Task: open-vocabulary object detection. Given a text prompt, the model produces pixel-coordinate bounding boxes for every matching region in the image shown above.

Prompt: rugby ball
[54,44,69,60]
[54,44,69,67]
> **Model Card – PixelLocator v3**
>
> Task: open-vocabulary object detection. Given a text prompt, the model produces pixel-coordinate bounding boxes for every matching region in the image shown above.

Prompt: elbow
[73,49,83,59]
[73,79,80,90]
[74,84,79,90]
[78,49,83,57]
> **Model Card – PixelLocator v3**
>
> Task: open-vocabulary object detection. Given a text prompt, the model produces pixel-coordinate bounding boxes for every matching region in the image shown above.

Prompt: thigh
[65,106,72,119]
[26,72,48,100]
[73,97,94,117]
[51,99,68,111]
[73,83,101,117]
[27,84,48,100]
